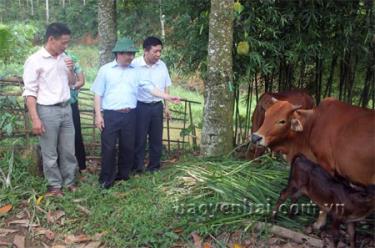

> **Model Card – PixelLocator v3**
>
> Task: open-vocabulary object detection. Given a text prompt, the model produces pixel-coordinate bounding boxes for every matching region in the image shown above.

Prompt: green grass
[1,146,374,247]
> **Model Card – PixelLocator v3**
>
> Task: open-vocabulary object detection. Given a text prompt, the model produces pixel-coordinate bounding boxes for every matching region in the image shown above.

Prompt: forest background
[1,0,374,155]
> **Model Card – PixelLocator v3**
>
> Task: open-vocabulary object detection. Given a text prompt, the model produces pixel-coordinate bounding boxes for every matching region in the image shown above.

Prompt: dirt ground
[1,211,374,248]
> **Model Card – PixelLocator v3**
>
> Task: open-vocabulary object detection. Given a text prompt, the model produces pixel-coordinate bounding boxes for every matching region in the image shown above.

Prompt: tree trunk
[314,57,323,104]
[347,54,358,104]
[159,0,165,40]
[201,0,234,156]
[98,0,117,66]
[30,0,34,16]
[278,59,283,91]
[45,0,49,23]
[285,63,293,90]
[360,2,374,108]
[338,57,345,101]
[324,54,337,97]
[360,44,374,108]
[298,60,305,89]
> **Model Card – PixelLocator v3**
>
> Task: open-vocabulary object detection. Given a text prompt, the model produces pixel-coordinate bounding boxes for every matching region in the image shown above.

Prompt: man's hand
[164,106,171,120]
[95,114,105,131]
[167,96,181,104]
[64,57,74,71]
[31,118,45,135]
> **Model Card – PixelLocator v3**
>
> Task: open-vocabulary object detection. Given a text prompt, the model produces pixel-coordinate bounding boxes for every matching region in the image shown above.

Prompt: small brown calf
[272,154,375,248]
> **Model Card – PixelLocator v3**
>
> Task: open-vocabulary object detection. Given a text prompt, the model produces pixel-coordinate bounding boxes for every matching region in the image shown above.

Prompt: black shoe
[134,168,144,174]
[146,167,160,173]
[115,176,130,181]
[99,181,113,189]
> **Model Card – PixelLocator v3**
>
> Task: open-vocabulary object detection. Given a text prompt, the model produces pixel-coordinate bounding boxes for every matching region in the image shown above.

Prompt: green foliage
[164,0,210,73]
[0,22,39,66]
[68,45,100,86]
[0,146,14,189]
[0,96,23,136]
[0,24,13,62]
[233,0,372,85]
[55,0,98,39]
[0,113,16,136]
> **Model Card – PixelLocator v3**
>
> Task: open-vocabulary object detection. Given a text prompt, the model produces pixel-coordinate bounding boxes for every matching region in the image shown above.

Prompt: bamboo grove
[232,0,375,144]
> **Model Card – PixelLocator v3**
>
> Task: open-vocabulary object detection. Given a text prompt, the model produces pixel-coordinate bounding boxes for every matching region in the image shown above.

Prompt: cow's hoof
[304,225,313,234]
[313,221,323,231]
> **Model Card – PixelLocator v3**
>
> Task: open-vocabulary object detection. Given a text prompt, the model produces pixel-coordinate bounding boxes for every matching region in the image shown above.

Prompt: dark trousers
[71,102,86,171]
[134,101,163,171]
[100,110,136,184]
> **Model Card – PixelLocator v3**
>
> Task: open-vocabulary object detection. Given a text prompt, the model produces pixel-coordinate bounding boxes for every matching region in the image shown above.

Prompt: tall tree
[45,0,49,23]
[98,0,117,66]
[201,0,234,156]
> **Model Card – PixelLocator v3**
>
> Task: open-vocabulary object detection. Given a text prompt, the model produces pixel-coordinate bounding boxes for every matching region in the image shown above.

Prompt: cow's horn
[271,97,278,103]
[291,104,302,111]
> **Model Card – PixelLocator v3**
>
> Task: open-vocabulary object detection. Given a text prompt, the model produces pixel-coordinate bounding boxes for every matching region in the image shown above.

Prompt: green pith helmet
[112,37,139,53]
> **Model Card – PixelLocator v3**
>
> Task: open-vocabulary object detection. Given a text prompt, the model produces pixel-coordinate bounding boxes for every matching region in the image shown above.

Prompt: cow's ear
[290,109,314,132]
[261,95,278,110]
[291,118,303,132]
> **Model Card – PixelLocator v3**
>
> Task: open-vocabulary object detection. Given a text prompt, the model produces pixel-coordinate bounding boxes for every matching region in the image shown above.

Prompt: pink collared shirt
[23,47,71,105]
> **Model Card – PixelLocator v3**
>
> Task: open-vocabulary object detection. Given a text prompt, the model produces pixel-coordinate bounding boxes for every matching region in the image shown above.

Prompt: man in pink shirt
[23,23,78,197]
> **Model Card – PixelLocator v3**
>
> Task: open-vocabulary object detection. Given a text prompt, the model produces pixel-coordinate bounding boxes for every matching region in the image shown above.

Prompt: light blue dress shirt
[131,56,172,103]
[91,60,153,110]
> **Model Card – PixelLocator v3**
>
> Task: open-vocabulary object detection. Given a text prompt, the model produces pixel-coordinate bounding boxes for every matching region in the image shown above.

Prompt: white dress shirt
[23,47,71,105]
[131,56,172,103]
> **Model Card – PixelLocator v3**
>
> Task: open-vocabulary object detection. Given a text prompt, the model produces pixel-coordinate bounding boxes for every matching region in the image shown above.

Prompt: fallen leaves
[0,203,105,248]
[203,242,212,248]
[64,234,91,244]
[172,227,184,234]
[232,243,244,248]
[47,210,65,224]
[0,228,18,235]
[0,204,12,216]
[0,240,12,246]
[34,227,55,241]
[8,219,39,227]
[36,195,44,205]
[76,204,91,215]
[191,232,203,248]
[13,234,25,248]
[81,241,102,248]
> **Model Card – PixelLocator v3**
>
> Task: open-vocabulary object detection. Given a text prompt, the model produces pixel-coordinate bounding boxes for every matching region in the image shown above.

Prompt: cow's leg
[313,210,327,230]
[288,191,303,217]
[329,218,341,248]
[272,186,298,219]
[313,211,327,230]
[347,222,356,248]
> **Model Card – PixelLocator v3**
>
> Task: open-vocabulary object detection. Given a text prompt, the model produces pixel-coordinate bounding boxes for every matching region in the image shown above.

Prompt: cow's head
[250,93,275,133]
[251,98,306,147]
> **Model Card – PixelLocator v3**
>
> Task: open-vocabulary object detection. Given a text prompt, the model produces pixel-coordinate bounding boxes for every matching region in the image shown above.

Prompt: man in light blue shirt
[91,37,180,189]
[132,36,173,173]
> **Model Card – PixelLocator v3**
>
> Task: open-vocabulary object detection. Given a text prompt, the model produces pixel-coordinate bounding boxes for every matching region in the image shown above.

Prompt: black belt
[138,101,162,106]
[39,101,70,107]
[114,108,133,113]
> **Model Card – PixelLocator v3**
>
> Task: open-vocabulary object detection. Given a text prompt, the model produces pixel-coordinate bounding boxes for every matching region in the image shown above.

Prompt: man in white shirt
[132,36,172,173]
[23,23,78,197]
[91,37,180,189]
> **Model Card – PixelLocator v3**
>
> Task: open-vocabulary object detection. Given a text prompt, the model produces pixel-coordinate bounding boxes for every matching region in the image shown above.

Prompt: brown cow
[246,90,314,160]
[272,154,375,248]
[251,97,375,228]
